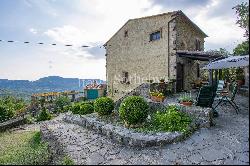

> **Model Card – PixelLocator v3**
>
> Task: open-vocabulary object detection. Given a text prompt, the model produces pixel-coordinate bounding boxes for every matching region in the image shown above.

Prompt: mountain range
[0,76,105,100]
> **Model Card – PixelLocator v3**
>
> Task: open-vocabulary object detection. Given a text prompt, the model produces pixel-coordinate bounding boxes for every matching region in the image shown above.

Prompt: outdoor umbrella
[202,55,249,69]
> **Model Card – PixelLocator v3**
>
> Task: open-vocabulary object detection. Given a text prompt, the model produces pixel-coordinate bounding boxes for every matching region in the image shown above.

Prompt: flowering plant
[179,92,193,102]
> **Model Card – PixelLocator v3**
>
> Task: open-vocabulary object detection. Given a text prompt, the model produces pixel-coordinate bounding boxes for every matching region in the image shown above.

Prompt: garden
[61,94,210,147]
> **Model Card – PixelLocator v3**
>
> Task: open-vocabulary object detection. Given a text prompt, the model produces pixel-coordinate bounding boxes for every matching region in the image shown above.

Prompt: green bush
[54,96,71,112]
[79,104,94,115]
[62,105,73,113]
[36,108,52,122]
[84,100,94,106]
[151,105,192,132]
[119,96,149,126]
[0,105,15,122]
[71,103,81,114]
[0,96,26,122]
[94,97,114,116]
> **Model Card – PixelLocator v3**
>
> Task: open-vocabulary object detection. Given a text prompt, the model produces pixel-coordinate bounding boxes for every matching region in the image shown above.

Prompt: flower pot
[180,101,193,106]
[151,96,165,102]
[237,80,244,86]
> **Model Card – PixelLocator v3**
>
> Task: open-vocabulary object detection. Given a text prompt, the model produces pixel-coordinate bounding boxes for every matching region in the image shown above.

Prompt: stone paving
[38,95,249,164]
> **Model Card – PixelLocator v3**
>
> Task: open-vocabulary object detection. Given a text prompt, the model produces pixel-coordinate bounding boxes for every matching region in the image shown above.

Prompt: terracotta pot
[180,101,193,106]
[151,96,165,102]
[237,80,245,86]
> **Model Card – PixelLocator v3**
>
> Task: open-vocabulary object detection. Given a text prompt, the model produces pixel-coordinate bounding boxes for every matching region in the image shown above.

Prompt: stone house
[104,10,209,101]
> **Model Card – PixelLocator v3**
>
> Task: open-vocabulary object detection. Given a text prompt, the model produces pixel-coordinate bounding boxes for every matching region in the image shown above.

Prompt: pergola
[176,50,224,86]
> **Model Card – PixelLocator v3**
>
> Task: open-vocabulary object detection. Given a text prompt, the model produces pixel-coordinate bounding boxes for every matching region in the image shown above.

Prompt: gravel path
[25,95,250,165]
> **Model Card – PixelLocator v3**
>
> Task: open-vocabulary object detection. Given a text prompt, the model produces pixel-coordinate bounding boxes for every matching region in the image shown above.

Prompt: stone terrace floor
[21,94,249,165]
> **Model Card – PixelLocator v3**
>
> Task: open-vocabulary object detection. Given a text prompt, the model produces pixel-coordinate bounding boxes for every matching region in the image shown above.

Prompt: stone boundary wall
[63,113,197,148]
[40,124,66,163]
[0,115,27,132]
[179,106,213,128]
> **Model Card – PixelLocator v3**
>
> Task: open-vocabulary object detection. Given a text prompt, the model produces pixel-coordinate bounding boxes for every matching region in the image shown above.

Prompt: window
[150,31,161,41]
[121,71,129,84]
[124,30,128,37]
[195,39,201,51]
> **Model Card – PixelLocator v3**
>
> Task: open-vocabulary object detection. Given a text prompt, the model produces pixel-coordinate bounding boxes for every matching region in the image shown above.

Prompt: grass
[0,130,51,165]
[61,155,75,165]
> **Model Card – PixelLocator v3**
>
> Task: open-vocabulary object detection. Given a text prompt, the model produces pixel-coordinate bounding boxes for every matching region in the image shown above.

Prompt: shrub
[71,103,81,114]
[84,100,94,106]
[36,108,52,122]
[54,96,71,112]
[79,104,94,115]
[94,97,114,116]
[151,105,192,132]
[0,105,15,122]
[119,96,149,126]
[62,105,73,113]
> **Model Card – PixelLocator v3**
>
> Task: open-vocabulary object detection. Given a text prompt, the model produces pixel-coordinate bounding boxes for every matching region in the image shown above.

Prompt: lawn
[0,130,51,165]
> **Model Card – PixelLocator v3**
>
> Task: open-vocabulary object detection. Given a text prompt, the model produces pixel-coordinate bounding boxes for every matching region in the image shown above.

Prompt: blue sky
[0,0,247,81]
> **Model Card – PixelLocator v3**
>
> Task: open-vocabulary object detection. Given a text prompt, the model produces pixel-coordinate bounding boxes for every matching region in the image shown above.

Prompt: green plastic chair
[213,82,240,114]
[195,85,215,107]
[194,85,217,116]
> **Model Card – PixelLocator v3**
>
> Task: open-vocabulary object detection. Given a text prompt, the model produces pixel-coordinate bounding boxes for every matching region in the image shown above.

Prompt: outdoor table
[220,91,229,96]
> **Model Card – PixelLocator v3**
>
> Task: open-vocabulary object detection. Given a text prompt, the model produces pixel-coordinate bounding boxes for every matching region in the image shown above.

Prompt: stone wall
[106,14,173,101]
[175,14,206,91]
[40,124,66,163]
[0,115,27,132]
[63,113,189,148]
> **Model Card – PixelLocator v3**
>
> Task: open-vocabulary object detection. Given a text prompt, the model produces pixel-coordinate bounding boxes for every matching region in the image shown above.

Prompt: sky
[0,0,247,81]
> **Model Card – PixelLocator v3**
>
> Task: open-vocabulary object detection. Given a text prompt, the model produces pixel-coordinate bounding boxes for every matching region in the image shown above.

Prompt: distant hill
[0,76,105,99]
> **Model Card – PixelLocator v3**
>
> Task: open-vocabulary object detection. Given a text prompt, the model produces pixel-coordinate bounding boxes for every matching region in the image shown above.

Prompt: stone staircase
[114,83,150,109]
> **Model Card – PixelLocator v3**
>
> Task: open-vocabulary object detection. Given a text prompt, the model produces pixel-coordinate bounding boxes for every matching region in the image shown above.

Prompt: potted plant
[179,92,193,106]
[236,74,245,86]
[159,78,165,83]
[235,68,245,86]
[150,91,166,102]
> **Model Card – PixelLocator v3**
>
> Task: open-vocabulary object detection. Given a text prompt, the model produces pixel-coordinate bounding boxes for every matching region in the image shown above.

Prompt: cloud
[23,0,58,17]
[44,25,106,60]
[151,0,211,9]
[44,25,90,45]
[149,0,246,52]
[29,28,38,34]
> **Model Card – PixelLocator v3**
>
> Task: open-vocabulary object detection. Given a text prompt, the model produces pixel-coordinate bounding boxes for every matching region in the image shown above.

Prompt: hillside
[0,76,105,100]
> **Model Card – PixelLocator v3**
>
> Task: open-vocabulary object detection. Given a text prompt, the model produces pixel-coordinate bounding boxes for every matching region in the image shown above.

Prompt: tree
[207,48,230,56]
[233,2,249,39]
[233,40,249,55]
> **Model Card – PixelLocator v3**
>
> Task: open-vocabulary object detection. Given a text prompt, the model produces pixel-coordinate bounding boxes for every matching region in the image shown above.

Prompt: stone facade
[105,11,207,101]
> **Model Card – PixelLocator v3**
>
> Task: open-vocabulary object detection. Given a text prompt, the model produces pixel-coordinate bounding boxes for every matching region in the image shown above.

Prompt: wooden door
[176,63,184,92]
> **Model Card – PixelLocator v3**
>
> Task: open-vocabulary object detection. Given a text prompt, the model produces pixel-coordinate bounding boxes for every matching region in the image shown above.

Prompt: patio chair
[215,80,225,97]
[213,82,240,114]
[194,85,218,116]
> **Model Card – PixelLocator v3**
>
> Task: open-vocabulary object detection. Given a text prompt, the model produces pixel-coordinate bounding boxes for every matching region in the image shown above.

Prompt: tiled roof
[84,83,106,89]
